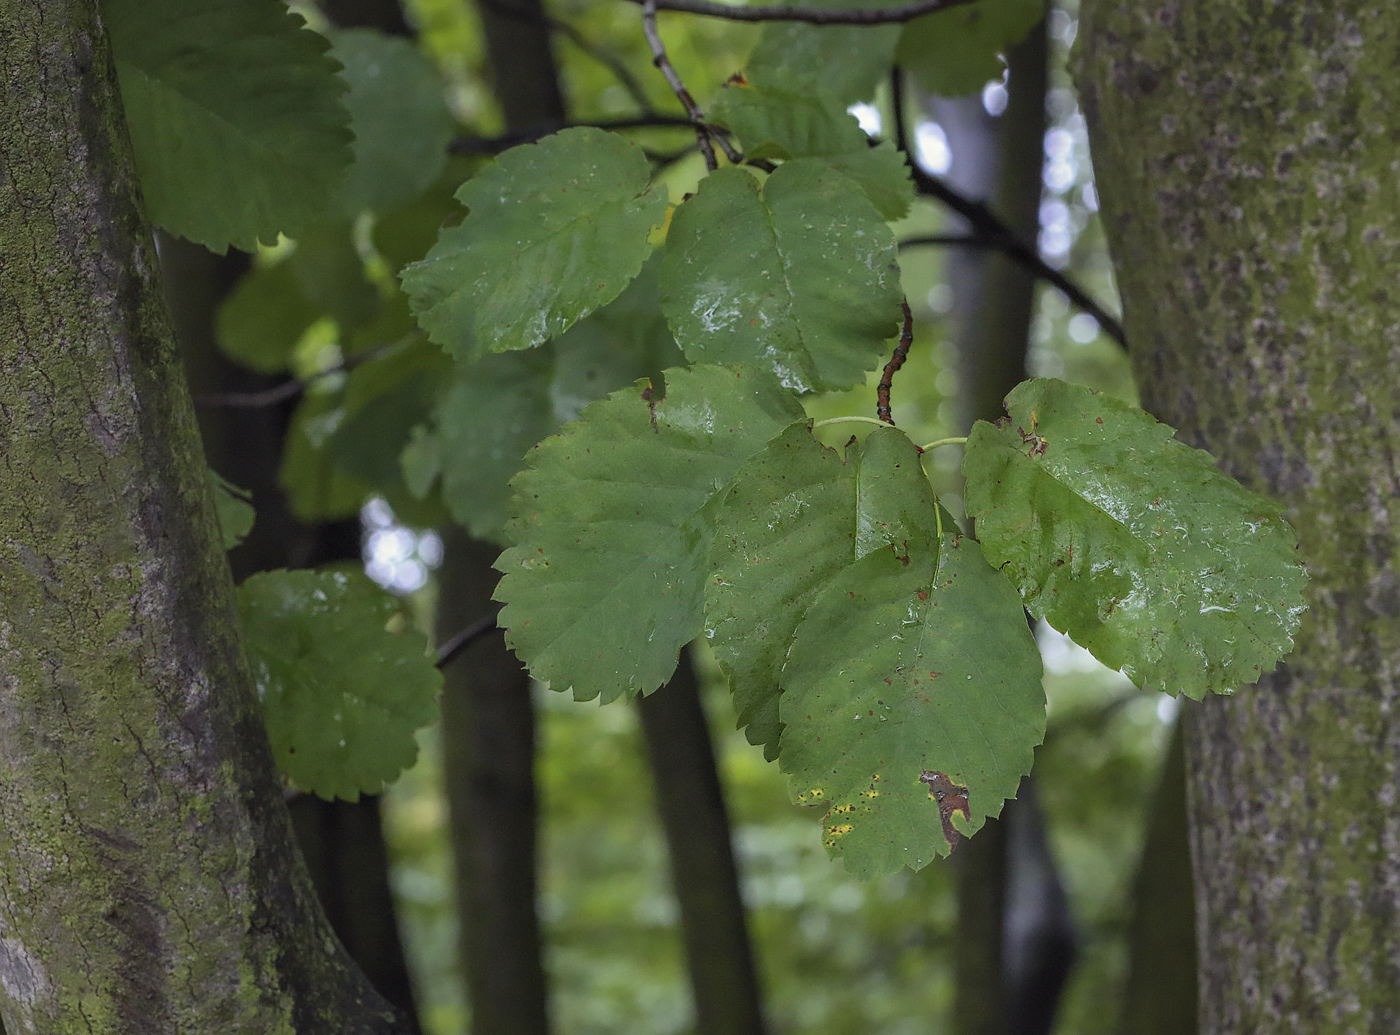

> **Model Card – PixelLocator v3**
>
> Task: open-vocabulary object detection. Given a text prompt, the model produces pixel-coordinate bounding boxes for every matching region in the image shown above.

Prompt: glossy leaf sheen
[239,570,442,800]
[963,378,1308,700]
[402,128,668,359]
[710,79,913,219]
[409,260,682,541]
[660,161,902,393]
[495,365,807,703]
[897,0,1045,97]
[780,532,1045,878]
[707,426,936,756]
[105,0,353,252]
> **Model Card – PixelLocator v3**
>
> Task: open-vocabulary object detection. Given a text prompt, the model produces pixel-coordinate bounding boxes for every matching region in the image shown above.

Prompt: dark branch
[195,342,398,409]
[641,0,716,171]
[877,301,914,425]
[891,66,912,159]
[436,610,502,669]
[885,67,1126,346]
[641,0,743,169]
[448,113,697,155]
[627,0,975,24]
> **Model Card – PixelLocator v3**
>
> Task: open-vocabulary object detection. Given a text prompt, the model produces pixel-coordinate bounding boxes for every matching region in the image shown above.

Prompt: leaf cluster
[144,0,1307,874]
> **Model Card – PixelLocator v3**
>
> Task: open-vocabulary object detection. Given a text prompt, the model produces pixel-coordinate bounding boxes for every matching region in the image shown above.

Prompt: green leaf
[962,378,1309,700]
[495,365,807,703]
[105,0,353,253]
[216,260,321,374]
[280,389,373,523]
[710,77,913,219]
[287,222,381,331]
[239,570,442,801]
[330,29,456,216]
[659,162,902,393]
[746,15,900,107]
[402,128,668,359]
[209,470,255,550]
[897,0,1044,97]
[326,338,452,491]
[414,260,683,541]
[706,425,938,757]
[779,529,1045,878]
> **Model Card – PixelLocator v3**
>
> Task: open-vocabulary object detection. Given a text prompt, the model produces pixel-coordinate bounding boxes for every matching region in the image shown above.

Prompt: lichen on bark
[1077,2,1400,1031]
[0,3,406,1032]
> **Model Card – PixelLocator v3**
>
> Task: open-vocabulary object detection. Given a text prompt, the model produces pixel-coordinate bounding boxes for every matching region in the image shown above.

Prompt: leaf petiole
[919,436,967,452]
[811,415,890,431]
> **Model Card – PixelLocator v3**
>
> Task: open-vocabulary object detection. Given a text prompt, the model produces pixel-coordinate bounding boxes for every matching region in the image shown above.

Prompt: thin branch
[900,220,1127,346]
[436,610,502,669]
[477,0,654,112]
[899,233,983,247]
[891,66,912,159]
[449,113,698,155]
[642,0,719,170]
[877,300,914,425]
[552,21,654,112]
[627,0,975,24]
[195,342,398,409]
[885,70,1126,346]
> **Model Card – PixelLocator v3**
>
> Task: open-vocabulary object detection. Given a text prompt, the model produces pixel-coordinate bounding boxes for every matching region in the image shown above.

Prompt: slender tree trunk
[475,0,567,133]
[939,17,1047,436]
[437,531,548,1035]
[1078,3,1400,1030]
[1117,719,1197,1035]
[637,650,768,1035]
[431,4,568,1031]
[928,17,1077,1035]
[0,3,405,1031]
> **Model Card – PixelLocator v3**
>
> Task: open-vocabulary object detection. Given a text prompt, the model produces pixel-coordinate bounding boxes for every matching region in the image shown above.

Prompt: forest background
[13,0,1347,1029]
[216,1,1170,1033]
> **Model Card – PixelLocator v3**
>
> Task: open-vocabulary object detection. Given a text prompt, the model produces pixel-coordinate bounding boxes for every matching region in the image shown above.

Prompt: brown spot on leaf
[919,771,970,851]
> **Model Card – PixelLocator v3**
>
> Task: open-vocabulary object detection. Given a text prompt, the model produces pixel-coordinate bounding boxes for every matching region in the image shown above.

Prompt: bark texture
[1077,3,1400,1031]
[0,3,406,1033]
[637,651,768,1035]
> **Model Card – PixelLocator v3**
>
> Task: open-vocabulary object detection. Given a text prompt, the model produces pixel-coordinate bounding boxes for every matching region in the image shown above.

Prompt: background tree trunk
[924,16,1078,1035]
[437,530,549,1035]
[1078,3,1400,1030]
[637,650,768,1035]
[431,3,567,1031]
[0,3,405,1031]
[1116,719,1197,1035]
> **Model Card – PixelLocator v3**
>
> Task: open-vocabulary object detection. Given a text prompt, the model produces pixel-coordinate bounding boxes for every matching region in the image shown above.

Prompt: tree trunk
[437,531,548,1035]
[938,16,1048,436]
[637,651,768,1035]
[929,17,1077,1035]
[1078,3,1400,1030]
[0,3,405,1032]
[431,3,568,1031]
[1117,719,1197,1035]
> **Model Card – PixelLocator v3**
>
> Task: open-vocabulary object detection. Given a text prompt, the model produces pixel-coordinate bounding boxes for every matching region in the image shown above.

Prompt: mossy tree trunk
[0,3,406,1033]
[1078,3,1400,1030]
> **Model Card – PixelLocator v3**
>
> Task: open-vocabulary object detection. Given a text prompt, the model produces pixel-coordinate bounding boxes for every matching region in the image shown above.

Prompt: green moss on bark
[1077,3,1400,1031]
[0,3,406,1032]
